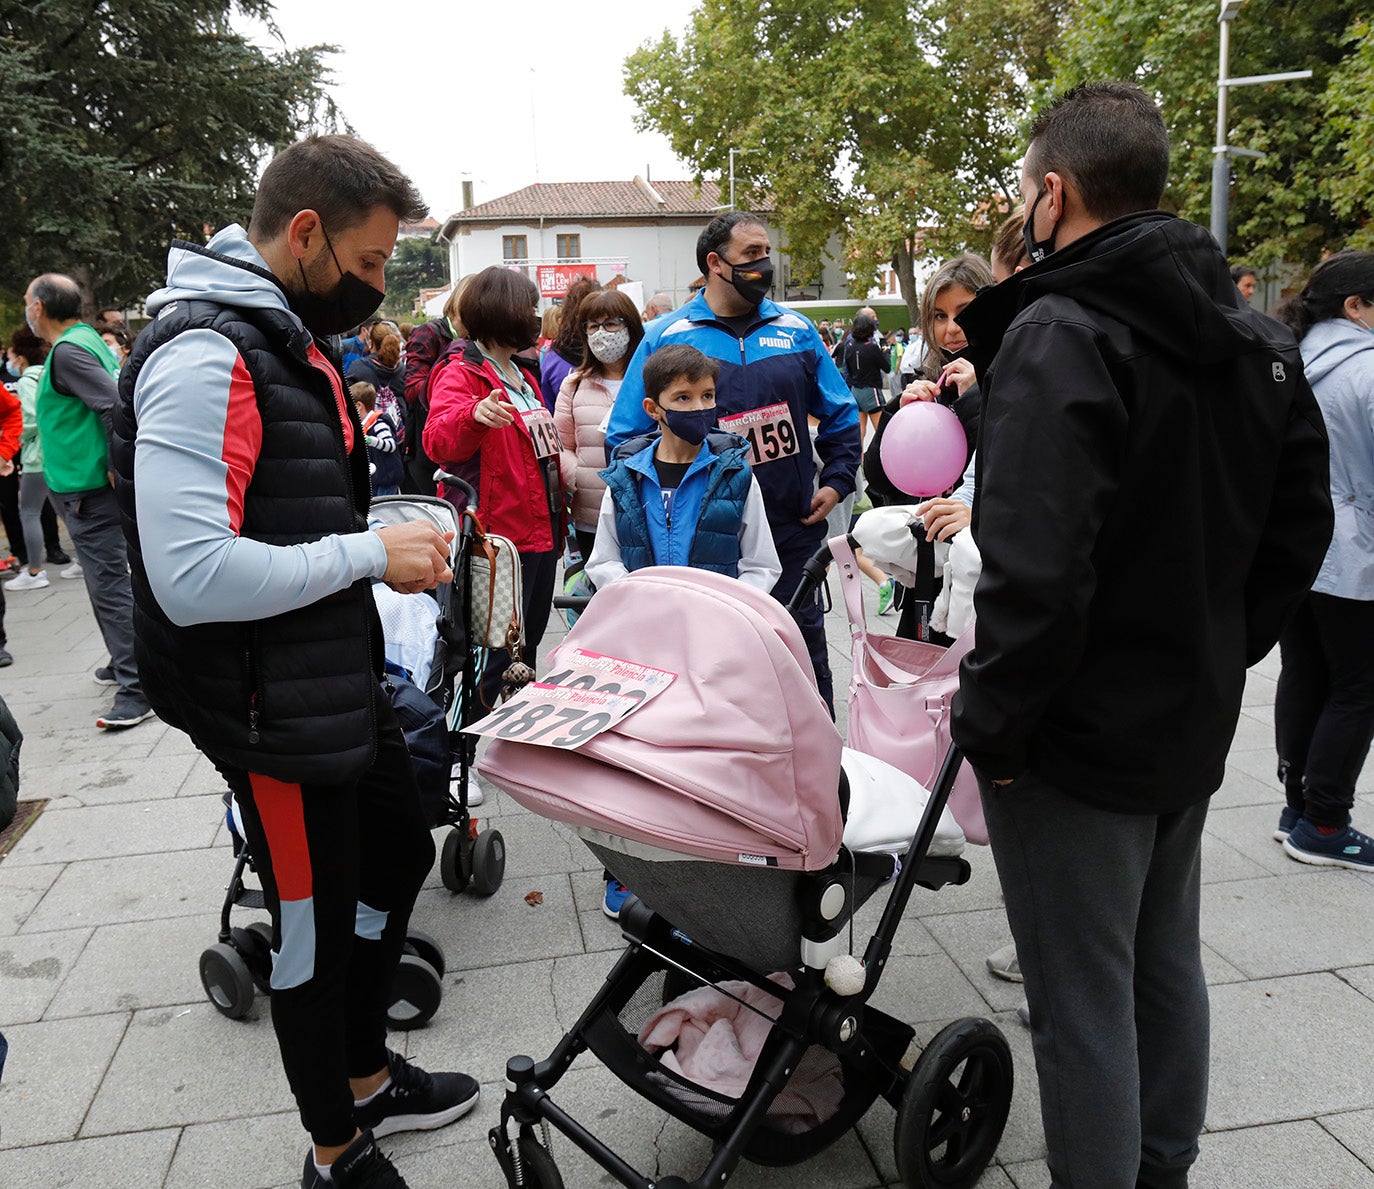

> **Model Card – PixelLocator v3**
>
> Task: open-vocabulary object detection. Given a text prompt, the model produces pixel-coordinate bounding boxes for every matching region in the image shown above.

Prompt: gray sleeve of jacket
[132,329,388,627]
[48,342,118,440]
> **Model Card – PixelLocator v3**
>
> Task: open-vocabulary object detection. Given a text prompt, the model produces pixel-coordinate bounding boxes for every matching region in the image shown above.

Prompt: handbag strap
[831,534,918,686]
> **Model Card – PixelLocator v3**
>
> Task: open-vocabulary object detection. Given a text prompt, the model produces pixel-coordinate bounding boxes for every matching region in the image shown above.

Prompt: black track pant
[1275,591,1374,829]
[215,702,435,1147]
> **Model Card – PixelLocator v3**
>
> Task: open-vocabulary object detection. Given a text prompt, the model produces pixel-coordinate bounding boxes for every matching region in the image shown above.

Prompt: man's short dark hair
[458,266,539,349]
[696,211,768,276]
[643,344,719,404]
[1025,82,1169,222]
[851,313,878,342]
[1230,264,1258,284]
[249,135,428,242]
[30,274,83,321]
[9,325,48,367]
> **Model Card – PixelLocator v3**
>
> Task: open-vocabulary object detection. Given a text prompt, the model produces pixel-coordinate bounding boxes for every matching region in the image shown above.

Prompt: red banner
[537,262,599,298]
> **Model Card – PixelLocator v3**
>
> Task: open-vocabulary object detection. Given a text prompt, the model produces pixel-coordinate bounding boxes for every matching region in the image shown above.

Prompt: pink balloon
[879,401,968,497]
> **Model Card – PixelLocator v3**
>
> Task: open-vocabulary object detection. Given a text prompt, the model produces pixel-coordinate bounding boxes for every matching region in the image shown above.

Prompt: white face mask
[587,327,630,365]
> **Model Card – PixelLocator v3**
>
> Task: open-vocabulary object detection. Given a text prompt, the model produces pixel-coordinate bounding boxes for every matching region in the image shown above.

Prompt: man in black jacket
[951,83,1332,1188]
[114,136,476,1189]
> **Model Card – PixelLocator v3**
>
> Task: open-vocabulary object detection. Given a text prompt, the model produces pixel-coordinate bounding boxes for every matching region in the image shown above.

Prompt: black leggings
[216,701,435,1147]
[1275,591,1374,829]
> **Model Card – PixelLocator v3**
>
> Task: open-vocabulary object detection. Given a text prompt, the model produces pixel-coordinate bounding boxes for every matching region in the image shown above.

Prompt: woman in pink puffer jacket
[553,289,647,562]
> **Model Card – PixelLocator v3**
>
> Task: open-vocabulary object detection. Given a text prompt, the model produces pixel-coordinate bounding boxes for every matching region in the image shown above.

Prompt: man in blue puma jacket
[605,212,860,708]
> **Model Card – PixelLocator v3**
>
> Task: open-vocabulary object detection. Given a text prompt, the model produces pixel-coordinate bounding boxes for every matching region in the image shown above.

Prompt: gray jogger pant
[979,772,1210,1189]
[56,486,142,700]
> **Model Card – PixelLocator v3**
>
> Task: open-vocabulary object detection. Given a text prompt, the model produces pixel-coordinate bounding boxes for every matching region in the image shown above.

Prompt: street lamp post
[1210,0,1312,255]
[728,148,755,210]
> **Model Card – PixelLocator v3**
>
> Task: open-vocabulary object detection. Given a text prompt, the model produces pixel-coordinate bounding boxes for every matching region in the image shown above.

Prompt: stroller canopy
[480,567,844,871]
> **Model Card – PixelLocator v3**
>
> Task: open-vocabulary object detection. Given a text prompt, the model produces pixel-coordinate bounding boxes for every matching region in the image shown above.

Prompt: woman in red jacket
[424,266,564,706]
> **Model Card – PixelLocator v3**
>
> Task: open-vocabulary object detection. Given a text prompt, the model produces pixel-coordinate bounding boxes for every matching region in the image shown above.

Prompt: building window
[502,235,528,262]
[556,234,581,261]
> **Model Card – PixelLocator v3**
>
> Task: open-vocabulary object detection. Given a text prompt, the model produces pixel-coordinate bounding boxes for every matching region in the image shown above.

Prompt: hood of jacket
[960,211,1290,376]
[145,223,297,322]
[1300,317,1374,388]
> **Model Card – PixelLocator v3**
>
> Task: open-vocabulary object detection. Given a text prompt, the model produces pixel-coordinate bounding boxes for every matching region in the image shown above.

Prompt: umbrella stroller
[197,476,506,1026]
[478,562,1012,1189]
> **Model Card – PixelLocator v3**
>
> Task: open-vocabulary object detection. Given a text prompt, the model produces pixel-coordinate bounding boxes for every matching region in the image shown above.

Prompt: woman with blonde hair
[347,321,406,450]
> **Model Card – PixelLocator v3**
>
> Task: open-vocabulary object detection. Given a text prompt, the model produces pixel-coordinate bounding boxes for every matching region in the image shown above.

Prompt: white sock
[313,1154,334,1182]
[353,1075,393,1107]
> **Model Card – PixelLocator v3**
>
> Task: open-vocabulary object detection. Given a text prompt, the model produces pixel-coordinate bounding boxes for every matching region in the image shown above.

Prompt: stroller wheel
[441,828,472,893]
[894,1017,1013,1188]
[469,829,506,896]
[231,925,273,993]
[200,942,255,1020]
[387,953,443,1029]
[403,929,446,978]
[516,1130,564,1189]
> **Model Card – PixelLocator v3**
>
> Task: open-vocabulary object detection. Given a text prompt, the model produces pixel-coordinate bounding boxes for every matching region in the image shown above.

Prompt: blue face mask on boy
[661,407,717,446]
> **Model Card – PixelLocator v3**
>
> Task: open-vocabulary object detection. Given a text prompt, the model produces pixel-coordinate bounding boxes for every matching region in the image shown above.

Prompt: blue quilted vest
[602,431,752,576]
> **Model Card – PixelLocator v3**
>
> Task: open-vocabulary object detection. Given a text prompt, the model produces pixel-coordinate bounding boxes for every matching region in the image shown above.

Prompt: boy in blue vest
[586,343,780,918]
[586,343,780,593]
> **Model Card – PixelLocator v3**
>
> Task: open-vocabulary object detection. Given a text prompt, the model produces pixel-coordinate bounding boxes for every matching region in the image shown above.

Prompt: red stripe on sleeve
[248,775,314,901]
[223,356,262,534]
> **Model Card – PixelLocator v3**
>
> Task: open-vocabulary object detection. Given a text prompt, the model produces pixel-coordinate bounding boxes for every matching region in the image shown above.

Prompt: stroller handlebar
[785,535,855,619]
[432,470,478,509]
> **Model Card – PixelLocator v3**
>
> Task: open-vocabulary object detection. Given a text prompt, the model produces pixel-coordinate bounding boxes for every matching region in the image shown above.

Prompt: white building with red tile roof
[436,176,846,309]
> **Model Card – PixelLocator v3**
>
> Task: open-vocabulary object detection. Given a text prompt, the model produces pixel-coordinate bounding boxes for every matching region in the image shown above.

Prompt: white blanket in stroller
[639,973,844,1132]
[372,583,441,689]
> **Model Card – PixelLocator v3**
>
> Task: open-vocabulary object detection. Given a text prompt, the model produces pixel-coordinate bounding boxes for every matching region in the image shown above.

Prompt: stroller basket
[581,941,913,1167]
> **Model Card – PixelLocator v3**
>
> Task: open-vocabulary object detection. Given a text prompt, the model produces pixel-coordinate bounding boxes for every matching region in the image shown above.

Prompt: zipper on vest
[245,626,262,744]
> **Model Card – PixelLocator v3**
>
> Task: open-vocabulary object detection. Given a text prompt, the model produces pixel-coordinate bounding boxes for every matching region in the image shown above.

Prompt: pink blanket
[638,975,844,1132]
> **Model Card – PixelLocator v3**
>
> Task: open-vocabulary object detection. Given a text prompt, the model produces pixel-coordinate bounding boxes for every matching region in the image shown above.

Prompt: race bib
[522,407,562,459]
[717,401,800,467]
[464,648,676,750]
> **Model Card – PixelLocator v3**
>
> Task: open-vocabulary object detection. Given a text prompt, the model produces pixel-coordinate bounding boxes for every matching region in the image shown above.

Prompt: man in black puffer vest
[112,136,478,1189]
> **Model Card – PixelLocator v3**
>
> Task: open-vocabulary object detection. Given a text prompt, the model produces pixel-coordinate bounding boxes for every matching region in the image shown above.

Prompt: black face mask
[722,254,773,306]
[1022,186,1058,264]
[288,225,385,337]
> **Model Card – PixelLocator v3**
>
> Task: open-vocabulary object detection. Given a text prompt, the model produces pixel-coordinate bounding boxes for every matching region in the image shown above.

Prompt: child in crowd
[350,381,403,497]
[585,342,781,919]
[586,342,780,592]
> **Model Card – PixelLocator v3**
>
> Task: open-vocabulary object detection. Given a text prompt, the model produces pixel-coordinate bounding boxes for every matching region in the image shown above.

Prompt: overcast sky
[242,0,704,220]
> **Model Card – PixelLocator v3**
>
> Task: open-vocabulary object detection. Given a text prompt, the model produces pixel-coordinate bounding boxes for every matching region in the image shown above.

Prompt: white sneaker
[451,762,484,807]
[60,561,83,579]
[4,569,49,591]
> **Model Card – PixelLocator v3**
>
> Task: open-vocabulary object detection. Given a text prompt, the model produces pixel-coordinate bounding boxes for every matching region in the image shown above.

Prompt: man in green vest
[24,273,152,728]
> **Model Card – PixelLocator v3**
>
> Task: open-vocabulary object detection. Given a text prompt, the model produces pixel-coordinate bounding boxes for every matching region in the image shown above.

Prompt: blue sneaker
[1282,819,1374,871]
[1272,806,1301,842]
[602,879,632,920]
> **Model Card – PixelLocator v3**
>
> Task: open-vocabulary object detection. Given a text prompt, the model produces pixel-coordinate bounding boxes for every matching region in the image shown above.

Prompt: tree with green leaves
[382,235,447,319]
[624,0,1063,324]
[0,0,339,311]
[1051,0,1373,265]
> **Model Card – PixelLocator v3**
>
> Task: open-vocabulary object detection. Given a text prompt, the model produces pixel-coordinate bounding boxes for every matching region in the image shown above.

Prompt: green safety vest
[35,321,117,495]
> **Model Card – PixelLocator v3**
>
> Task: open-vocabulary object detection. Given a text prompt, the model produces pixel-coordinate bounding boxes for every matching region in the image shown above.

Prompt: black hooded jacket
[950,211,1332,811]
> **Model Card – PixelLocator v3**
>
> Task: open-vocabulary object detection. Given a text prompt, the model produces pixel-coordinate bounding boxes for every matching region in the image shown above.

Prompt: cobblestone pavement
[1,561,1372,1188]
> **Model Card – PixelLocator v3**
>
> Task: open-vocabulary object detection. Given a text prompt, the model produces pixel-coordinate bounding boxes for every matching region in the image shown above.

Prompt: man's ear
[1040,172,1066,224]
[285,210,323,262]
[642,396,662,422]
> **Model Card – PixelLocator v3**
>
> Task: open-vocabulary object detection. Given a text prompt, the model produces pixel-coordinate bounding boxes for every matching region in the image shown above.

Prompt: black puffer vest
[112,274,383,785]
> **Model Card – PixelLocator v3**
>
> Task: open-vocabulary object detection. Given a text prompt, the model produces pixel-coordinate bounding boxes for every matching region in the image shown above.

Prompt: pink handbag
[831,535,988,844]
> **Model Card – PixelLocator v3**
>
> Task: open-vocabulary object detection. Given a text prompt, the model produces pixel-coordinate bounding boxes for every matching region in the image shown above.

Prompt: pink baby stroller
[478,563,1012,1189]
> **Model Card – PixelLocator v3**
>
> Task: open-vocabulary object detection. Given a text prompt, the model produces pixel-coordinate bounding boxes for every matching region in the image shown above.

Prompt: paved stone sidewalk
[1,567,1372,1188]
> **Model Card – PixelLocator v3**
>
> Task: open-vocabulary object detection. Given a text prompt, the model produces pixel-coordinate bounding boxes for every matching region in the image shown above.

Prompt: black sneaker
[0,648,12,668]
[354,1050,479,1138]
[97,696,156,730]
[45,549,71,566]
[92,665,118,687]
[300,1129,407,1188]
